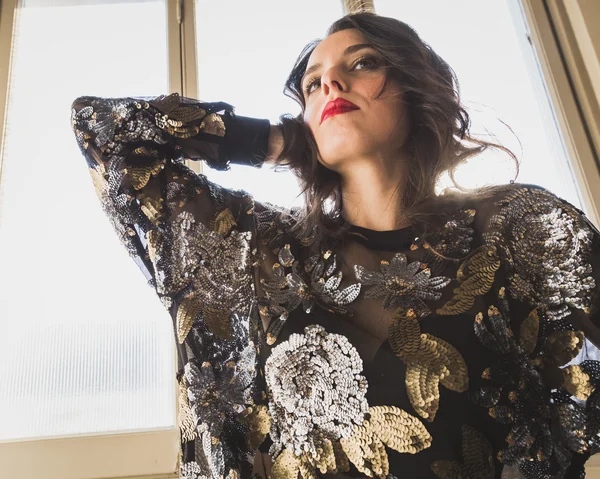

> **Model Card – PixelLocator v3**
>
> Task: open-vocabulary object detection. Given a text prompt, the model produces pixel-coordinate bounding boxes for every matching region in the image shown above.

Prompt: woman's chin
[318,151,365,172]
[318,140,372,164]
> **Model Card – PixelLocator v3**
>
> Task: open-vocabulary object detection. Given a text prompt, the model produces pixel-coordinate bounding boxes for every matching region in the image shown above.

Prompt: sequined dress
[70,93,600,479]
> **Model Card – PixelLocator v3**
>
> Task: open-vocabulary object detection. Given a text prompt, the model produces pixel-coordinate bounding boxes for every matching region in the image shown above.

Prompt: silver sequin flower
[265,324,369,460]
[180,453,211,479]
[304,251,362,315]
[261,246,361,344]
[180,461,209,479]
[150,210,254,303]
[184,343,256,437]
[483,185,598,320]
[354,252,451,316]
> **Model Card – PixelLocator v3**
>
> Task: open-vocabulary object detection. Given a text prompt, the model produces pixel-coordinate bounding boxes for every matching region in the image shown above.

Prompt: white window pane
[0,0,176,441]
[377,0,584,209]
[194,0,344,208]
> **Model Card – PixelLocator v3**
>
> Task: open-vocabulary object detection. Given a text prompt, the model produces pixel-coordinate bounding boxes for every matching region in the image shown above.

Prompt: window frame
[0,0,181,477]
[515,0,600,227]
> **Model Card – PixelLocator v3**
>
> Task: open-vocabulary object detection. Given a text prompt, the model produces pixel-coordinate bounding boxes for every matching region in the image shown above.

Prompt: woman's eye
[303,56,379,96]
[354,57,375,69]
[304,78,320,96]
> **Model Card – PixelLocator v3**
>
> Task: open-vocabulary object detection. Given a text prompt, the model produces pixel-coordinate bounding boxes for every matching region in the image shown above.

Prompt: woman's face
[301,28,410,172]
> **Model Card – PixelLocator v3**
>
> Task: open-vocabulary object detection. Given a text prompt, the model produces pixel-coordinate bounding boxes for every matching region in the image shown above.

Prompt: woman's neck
[339,159,409,231]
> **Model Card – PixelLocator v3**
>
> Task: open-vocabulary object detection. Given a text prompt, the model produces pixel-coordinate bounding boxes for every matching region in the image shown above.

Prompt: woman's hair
[274,11,519,247]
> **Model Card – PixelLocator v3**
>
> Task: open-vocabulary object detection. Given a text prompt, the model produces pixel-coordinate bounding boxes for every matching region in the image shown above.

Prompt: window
[193,0,343,208]
[0,0,343,477]
[377,0,585,209]
[0,0,175,441]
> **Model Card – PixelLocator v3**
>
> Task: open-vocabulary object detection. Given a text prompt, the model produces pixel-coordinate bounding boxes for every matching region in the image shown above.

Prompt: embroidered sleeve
[70,94,270,478]
[471,182,600,478]
[69,93,267,297]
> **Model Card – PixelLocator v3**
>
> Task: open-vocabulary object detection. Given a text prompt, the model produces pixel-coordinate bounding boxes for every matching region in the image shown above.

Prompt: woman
[70,12,600,479]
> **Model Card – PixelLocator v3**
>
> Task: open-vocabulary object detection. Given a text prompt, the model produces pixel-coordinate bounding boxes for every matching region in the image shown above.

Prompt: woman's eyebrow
[302,43,375,85]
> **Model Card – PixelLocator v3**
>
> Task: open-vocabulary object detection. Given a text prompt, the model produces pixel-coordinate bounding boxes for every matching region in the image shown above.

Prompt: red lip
[321,98,359,124]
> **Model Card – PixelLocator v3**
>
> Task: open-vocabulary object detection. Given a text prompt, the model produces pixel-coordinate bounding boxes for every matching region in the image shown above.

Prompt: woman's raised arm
[69,92,273,300]
[70,93,287,475]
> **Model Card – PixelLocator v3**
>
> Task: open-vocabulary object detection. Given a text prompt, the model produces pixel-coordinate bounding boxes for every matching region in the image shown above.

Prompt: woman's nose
[321,68,346,95]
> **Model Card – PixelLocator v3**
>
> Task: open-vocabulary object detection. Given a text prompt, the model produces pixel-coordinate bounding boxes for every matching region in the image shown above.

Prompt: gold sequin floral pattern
[265,324,432,478]
[436,244,501,316]
[354,252,451,316]
[388,308,468,421]
[150,92,218,139]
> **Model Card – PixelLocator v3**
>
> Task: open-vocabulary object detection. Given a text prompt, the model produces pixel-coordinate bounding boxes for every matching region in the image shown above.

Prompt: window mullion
[168,0,202,174]
[0,0,19,187]
[182,0,202,174]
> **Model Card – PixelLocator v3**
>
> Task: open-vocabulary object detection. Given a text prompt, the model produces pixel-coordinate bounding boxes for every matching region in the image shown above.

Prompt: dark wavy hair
[274,11,519,247]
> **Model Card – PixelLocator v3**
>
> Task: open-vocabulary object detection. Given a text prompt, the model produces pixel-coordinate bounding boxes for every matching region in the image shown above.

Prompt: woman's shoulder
[253,200,310,251]
[450,182,599,292]
[436,181,594,237]
[478,182,596,239]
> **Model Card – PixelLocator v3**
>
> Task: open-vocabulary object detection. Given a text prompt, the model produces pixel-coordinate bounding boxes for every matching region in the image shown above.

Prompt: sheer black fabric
[71,93,600,479]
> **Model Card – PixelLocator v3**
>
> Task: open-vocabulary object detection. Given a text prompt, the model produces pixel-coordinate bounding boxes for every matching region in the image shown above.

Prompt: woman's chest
[253,302,506,478]
[250,212,514,477]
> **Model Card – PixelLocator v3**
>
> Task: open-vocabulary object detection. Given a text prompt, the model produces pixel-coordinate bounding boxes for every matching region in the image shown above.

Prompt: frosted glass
[377,0,583,209]
[194,0,345,209]
[0,0,176,442]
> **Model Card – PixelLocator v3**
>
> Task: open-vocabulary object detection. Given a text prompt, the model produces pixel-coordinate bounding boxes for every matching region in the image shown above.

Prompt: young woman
[70,12,600,479]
